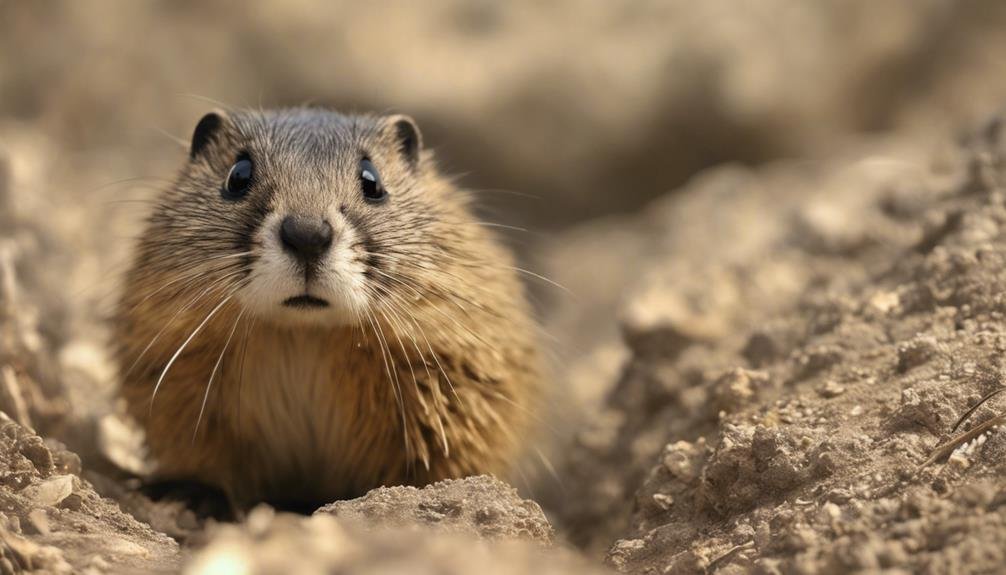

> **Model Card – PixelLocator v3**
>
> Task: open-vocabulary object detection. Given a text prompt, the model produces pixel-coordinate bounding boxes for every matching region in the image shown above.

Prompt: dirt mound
[546,115,1006,572]
[187,507,603,575]
[317,475,553,543]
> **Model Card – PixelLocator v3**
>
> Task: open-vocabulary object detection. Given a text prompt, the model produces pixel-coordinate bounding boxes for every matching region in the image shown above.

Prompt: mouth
[282,294,331,309]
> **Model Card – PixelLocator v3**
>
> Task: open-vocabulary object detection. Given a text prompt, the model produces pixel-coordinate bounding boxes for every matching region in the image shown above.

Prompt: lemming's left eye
[222,154,254,201]
[360,158,387,204]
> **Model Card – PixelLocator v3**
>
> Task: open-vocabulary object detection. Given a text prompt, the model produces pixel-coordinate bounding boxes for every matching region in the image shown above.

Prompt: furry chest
[220,333,398,499]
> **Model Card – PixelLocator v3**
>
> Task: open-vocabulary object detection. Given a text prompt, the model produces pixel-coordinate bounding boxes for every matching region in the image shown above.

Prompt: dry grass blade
[951,387,1006,433]
[707,541,754,573]
[921,413,1006,469]
[919,386,1006,468]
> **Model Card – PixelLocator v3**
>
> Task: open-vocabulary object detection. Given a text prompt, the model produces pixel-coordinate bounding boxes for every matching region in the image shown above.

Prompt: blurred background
[4,0,1006,230]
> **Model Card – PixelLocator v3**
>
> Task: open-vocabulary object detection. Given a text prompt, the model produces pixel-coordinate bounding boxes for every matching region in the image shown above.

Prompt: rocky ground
[541,118,1006,572]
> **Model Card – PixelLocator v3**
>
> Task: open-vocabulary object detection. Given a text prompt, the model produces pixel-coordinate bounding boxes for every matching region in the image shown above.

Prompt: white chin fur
[237,212,370,326]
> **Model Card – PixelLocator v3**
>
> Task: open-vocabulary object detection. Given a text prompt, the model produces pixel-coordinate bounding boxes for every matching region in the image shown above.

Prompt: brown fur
[115,108,541,508]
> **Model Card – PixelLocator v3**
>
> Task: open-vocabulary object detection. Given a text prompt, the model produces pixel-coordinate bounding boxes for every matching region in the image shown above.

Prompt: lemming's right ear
[189,110,227,160]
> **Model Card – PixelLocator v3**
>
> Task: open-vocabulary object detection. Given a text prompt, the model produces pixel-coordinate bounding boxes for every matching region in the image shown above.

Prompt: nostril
[280,216,334,261]
[319,220,334,247]
[317,220,334,253]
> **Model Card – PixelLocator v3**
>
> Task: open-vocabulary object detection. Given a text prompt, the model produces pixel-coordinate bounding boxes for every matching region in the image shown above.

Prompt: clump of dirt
[187,507,604,575]
[317,475,554,543]
[546,115,1006,572]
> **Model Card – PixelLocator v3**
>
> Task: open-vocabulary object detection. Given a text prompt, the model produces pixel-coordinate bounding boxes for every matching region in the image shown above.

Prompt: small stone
[868,291,900,314]
[817,381,846,398]
[652,493,674,510]
[22,475,74,507]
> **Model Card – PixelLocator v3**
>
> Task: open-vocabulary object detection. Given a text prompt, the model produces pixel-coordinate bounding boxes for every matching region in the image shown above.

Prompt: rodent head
[149,108,456,326]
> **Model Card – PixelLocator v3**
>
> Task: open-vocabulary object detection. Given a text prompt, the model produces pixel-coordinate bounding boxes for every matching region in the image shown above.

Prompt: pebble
[22,475,74,507]
[818,381,846,398]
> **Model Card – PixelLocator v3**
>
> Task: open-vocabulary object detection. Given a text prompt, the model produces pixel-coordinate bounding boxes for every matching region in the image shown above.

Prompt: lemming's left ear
[386,114,422,167]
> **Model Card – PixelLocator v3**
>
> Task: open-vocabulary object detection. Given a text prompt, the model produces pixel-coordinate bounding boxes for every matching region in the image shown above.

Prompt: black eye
[222,155,253,201]
[360,158,387,204]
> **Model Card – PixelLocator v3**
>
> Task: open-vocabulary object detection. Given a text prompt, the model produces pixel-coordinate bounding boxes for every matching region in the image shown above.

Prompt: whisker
[124,269,246,379]
[373,296,450,457]
[193,307,246,443]
[125,255,252,315]
[149,292,236,411]
[376,286,461,407]
[363,309,412,471]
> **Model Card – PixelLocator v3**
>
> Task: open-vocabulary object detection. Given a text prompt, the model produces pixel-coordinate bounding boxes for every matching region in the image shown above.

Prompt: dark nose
[279,215,334,265]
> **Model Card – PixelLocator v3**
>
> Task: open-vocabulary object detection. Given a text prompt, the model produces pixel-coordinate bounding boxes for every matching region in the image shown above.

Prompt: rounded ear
[190,110,227,159]
[388,114,422,166]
